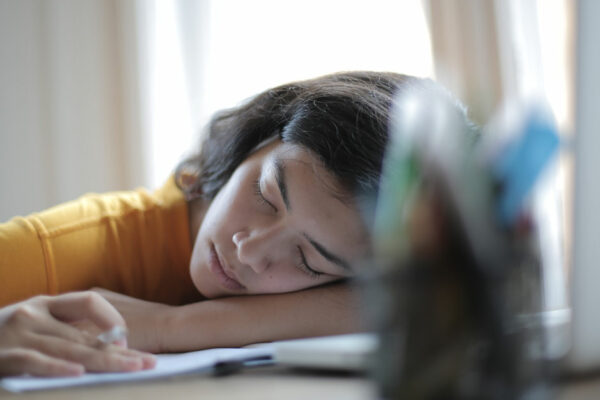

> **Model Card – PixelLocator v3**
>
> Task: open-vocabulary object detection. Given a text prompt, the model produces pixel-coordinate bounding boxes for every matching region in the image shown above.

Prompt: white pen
[96,326,128,345]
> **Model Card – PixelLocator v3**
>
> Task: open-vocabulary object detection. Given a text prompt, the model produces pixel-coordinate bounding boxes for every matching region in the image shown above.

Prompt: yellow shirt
[0,177,199,307]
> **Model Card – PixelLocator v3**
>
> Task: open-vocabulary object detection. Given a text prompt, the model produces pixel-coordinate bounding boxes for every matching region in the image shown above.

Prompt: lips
[209,244,245,291]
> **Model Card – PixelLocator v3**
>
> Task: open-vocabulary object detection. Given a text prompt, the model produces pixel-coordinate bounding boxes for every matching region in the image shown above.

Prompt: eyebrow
[274,158,290,211]
[272,157,353,273]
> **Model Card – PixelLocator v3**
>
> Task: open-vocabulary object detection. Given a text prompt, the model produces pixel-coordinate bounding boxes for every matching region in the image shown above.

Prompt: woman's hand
[91,288,174,353]
[0,292,156,377]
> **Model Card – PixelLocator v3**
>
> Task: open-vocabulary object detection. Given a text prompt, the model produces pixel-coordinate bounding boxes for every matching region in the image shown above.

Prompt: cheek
[201,183,253,238]
[189,236,209,294]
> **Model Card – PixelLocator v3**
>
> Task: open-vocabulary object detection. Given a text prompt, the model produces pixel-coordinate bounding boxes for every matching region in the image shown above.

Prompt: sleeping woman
[0,71,419,377]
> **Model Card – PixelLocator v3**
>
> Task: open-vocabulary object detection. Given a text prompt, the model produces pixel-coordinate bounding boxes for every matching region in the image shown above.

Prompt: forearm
[160,282,365,353]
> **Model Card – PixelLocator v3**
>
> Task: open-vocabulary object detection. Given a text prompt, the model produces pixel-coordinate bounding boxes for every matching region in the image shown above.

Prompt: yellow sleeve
[0,177,199,307]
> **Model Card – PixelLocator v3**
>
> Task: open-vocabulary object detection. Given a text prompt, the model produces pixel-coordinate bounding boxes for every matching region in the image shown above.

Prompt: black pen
[212,355,274,376]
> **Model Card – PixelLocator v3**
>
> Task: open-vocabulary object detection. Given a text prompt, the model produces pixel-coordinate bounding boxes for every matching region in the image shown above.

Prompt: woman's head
[178,71,427,298]
[177,71,416,203]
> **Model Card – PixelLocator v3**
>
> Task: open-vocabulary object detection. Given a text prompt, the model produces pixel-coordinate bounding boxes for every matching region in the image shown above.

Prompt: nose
[232,223,290,274]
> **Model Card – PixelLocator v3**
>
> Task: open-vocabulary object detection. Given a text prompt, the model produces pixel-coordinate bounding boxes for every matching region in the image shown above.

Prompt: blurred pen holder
[368,183,549,399]
[366,85,551,399]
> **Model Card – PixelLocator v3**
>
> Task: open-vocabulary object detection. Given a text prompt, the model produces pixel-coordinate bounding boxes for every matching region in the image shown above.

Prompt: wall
[0,0,145,222]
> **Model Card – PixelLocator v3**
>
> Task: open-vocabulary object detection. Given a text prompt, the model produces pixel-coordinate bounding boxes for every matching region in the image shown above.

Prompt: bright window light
[146,0,433,188]
[147,0,195,189]
[199,0,434,124]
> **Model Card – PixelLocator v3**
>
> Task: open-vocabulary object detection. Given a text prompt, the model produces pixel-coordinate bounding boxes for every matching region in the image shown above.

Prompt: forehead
[270,143,341,192]
[267,142,347,205]
[266,142,371,265]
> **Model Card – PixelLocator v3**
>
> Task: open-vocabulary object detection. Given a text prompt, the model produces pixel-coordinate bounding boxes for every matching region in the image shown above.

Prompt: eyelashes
[296,246,323,279]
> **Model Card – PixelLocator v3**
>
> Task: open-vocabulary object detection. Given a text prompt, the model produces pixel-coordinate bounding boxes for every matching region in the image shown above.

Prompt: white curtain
[1,0,435,221]
[424,0,573,341]
[0,0,147,221]
[0,0,206,221]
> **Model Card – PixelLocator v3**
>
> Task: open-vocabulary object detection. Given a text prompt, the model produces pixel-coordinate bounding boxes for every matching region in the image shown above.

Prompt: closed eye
[296,246,323,279]
[253,179,277,212]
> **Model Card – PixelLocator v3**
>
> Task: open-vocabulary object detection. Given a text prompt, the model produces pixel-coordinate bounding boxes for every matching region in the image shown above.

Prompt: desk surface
[1,366,598,400]
[0,367,375,400]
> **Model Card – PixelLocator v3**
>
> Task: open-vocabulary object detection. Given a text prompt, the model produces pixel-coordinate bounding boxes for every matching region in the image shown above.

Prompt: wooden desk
[2,367,598,399]
[0,367,376,400]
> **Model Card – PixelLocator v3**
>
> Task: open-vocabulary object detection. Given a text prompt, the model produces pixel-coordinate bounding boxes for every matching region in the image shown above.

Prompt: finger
[28,311,99,347]
[0,302,98,349]
[27,333,149,373]
[0,348,84,377]
[90,344,156,370]
[47,292,126,332]
[106,345,156,369]
[15,307,106,351]
[88,333,153,359]
[21,328,156,370]
[20,318,155,369]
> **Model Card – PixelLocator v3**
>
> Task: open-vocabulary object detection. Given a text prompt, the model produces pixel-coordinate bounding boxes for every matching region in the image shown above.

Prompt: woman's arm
[165,281,364,352]
[95,282,365,353]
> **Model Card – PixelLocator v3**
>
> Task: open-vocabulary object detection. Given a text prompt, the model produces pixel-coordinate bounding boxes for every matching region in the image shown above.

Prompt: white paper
[0,346,273,393]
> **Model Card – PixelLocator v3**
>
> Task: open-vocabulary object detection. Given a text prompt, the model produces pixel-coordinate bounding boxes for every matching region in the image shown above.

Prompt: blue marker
[492,107,561,225]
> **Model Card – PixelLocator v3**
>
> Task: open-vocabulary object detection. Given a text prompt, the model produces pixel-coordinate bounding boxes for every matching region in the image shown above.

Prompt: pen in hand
[94,325,157,372]
[97,325,128,347]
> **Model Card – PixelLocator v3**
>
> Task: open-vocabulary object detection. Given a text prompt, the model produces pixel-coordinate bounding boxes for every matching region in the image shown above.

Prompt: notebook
[272,333,378,371]
[0,347,274,393]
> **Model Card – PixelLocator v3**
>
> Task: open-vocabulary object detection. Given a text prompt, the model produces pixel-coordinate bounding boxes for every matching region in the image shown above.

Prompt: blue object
[493,108,561,225]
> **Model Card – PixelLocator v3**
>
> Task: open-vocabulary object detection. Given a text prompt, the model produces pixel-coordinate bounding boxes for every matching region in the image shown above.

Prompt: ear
[176,167,203,200]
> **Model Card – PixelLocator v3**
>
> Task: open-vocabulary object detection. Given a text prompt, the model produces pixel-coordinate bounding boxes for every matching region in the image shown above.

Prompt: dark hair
[176,71,419,203]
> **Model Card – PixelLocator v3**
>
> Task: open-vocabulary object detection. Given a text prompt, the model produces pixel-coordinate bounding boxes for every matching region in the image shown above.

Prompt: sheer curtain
[152,0,435,187]
[0,0,146,221]
[0,0,434,221]
[0,0,202,220]
[424,0,574,334]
